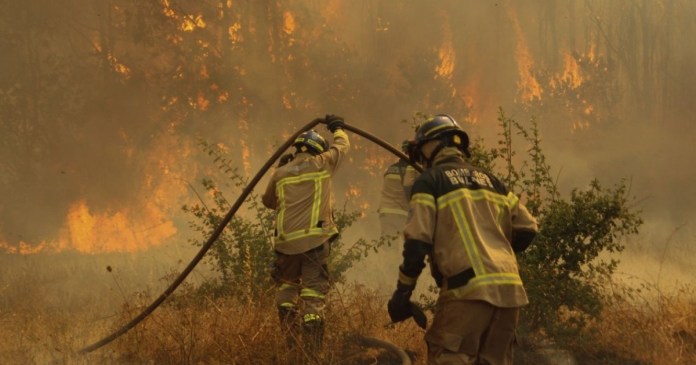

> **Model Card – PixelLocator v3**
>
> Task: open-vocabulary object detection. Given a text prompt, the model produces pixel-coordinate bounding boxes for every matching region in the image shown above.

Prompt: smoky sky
[1,1,695,263]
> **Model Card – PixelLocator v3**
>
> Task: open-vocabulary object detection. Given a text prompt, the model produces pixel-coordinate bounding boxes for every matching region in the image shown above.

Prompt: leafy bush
[471,108,643,339]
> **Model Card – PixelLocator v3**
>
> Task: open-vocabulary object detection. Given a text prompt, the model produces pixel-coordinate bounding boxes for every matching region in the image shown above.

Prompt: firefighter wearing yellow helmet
[387,114,538,365]
[262,115,349,353]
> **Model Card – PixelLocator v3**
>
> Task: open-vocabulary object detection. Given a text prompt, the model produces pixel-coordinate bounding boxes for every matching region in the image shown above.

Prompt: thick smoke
[0,1,694,284]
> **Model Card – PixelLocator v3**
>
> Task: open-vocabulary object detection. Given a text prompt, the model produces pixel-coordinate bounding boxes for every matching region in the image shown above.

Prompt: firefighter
[262,115,349,353]
[387,114,538,365]
[377,141,419,239]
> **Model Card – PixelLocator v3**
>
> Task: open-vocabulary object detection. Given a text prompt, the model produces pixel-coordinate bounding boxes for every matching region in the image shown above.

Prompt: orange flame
[228,22,243,44]
[182,15,206,32]
[107,52,131,79]
[239,119,251,176]
[550,52,583,90]
[435,19,455,80]
[161,0,176,18]
[282,91,294,110]
[345,183,370,216]
[0,200,177,255]
[0,129,196,255]
[283,11,296,36]
[508,7,542,103]
[571,120,591,133]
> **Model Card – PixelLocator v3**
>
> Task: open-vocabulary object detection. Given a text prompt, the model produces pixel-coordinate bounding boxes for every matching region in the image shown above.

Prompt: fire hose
[79,118,422,362]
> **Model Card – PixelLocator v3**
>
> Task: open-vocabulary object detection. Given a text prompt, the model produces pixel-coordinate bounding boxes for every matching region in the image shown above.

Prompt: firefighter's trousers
[272,241,330,328]
[425,299,520,365]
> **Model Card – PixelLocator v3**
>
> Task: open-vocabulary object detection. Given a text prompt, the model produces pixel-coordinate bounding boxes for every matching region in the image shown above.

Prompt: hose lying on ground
[79,120,421,354]
[355,334,413,365]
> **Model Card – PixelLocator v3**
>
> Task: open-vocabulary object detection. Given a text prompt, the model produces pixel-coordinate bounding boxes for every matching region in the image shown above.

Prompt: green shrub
[472,108,643,340]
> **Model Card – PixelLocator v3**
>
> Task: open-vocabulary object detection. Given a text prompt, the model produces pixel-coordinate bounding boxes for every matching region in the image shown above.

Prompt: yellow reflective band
[279,283,300,291]
[378,208,408,216]
[424,123,452,137]
[411,193,436,209]
[450,202,487,275]
[303,313,321,323]
[444,272,524,298]
[276,171,331,237]
[310,173,322,228]
[277,171,331,187]
[437,189,521,262]
[277,226,338,243]
[438,189,515,209]
[398,271,418,286]
[385,174,402,180]
[277,192,286,235]
[301,138,325,152]
[300,288,325,300]
[333,129,348,140]
[279,302,297,308]
[506,191,519,207]
[405,166,416,172]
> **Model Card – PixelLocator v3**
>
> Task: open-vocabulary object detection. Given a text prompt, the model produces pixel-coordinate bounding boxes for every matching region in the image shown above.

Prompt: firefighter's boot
[302,314,324,353]
[278,306,300,349]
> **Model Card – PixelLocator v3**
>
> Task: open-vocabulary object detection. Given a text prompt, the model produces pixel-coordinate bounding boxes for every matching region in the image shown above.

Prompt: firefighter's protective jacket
[377,159,418,217]
[262,130,350,255]
[398,147,538,308]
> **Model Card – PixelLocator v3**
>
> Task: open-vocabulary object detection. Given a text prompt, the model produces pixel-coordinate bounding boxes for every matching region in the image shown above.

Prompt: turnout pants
[425,299,520,365]
[273,242,330,327]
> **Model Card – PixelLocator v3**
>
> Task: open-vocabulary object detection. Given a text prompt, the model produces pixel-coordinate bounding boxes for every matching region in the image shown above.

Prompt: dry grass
[574,284,696,365]
[89,283,427,365]
[2,252,696,365]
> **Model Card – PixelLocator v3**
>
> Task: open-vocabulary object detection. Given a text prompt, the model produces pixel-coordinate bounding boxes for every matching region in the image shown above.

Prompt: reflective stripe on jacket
[262,129,350,254]
[402,147,538,307]
[377,160,418,216]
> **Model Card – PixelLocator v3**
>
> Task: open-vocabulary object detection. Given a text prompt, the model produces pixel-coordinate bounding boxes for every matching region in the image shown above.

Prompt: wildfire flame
[550,52,584,90]
[283,11,297,36]
[508,7,542,103]
[435,20,455,80]
[0,200,177,254]
[238,119,252,176]
[107,52,131,79]
[228,22,243,44]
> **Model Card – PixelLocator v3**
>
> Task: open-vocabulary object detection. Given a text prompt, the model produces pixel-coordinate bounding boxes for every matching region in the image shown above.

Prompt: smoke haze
[1,0,695,287]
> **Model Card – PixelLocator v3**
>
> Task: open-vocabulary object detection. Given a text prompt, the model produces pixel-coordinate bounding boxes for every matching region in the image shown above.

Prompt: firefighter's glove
[411,303,427,329]
[387,282,414,324]
[325,114,345,133]
[278,153,294,167]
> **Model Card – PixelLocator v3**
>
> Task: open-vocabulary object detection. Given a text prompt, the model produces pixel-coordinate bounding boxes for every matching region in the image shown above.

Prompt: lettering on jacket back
[443,168,494,189]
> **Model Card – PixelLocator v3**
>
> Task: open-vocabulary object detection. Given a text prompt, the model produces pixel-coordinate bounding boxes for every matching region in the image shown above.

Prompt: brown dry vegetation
[575,284,696,365]
[2,252,696,365]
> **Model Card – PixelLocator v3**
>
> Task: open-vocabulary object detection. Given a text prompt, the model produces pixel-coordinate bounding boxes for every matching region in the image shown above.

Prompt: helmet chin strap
[421,139,447,168]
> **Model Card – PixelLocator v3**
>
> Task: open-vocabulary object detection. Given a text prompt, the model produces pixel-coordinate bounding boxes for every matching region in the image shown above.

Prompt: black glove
[278,153,294,167]
[325,114,345,133]
[387,282,414,324]
[411,303,427,329]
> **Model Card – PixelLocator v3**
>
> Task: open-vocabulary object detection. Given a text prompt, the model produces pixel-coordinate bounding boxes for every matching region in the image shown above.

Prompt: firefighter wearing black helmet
[387,114,538,365]
[262,115,349,353]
